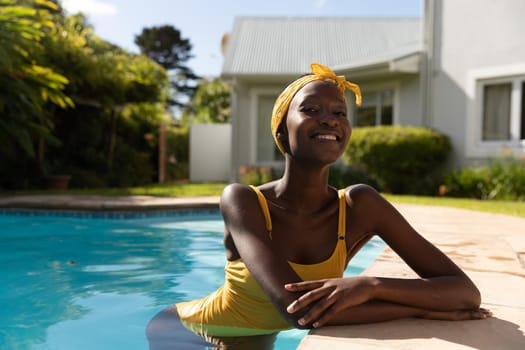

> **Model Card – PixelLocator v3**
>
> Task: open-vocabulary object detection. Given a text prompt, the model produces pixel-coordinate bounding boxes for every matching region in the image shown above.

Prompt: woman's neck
[271,163,335,214]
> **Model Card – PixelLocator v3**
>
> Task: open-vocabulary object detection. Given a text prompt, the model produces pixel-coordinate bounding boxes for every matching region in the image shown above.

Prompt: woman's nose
[319,112,338,127]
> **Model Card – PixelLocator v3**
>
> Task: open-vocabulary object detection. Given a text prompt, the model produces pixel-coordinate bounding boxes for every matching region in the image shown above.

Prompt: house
[220,0,525,181]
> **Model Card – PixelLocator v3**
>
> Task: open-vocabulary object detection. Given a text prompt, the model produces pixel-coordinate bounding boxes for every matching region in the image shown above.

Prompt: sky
[61,0,423,77]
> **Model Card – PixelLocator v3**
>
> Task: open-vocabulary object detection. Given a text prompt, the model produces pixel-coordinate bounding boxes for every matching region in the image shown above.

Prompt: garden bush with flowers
[442,156,525,201]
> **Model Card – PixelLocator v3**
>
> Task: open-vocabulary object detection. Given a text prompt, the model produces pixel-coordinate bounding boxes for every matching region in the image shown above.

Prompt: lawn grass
[4,182,525,218]
[384,194,525,218]
[5,182,228,197]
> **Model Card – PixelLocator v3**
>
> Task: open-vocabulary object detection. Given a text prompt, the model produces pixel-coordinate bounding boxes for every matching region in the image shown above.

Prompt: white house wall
[189,123,231,182]
[397,76,422,126]
[429,0,525,166]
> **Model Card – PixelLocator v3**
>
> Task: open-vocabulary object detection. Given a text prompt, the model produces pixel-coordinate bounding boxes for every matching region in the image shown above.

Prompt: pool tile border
[0,208,220,219]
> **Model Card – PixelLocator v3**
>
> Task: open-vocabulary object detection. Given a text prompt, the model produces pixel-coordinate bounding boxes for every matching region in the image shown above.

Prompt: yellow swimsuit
[176,186,348,337]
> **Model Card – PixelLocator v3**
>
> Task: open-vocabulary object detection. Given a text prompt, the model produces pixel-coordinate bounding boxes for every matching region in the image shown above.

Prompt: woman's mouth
[314,133,340,141]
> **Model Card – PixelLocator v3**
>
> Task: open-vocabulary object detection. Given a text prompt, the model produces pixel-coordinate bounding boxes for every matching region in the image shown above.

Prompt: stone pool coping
[299,204,525,350]
[1,194,524,349]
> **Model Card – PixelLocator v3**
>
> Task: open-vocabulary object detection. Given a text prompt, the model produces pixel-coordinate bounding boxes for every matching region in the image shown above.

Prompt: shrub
[328,164,381,190]
[343,126,451,194]
[109,147,154,187]
[238,166,275,185]
[444,159,525,200]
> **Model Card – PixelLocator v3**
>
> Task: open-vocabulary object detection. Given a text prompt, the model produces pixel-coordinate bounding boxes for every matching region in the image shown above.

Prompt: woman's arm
[360,185,481,309]
[219,183,311,328]
[285,275,485,327]
[326,300,491,326]
[285,185,482,327]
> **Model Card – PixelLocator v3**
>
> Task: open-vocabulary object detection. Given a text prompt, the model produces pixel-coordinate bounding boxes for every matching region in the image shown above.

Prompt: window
[481,78,525,143]
[482,83,511,141]
[355,90,393,127]
[256,95,283,162]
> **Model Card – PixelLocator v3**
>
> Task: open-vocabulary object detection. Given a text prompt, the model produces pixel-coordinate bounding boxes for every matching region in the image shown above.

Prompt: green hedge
[328,165,381,190]
[444,159,525,200]
[343,126,451,194]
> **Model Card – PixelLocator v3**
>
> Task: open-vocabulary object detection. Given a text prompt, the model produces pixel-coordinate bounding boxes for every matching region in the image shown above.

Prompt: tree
[0,0,73,157]
[41,13,170,185]
[134,25,199,109]
[181,77,231,124]
[0,4,171,189]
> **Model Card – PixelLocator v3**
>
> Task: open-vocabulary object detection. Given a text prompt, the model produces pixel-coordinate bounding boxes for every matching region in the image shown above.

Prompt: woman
[147,63,490,350]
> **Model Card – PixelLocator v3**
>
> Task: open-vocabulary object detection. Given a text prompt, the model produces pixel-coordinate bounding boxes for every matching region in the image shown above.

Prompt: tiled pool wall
[0,208,220,219]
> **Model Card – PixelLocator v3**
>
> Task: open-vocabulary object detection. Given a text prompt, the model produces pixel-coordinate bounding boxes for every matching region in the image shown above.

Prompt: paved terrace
[1,195,524,349]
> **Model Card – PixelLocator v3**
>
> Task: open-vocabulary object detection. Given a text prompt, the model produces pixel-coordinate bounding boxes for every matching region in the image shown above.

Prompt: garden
[2,1,524,219]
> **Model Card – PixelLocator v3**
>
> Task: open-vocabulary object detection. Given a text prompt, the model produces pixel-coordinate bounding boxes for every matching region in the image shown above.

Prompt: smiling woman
[146,63,489,350]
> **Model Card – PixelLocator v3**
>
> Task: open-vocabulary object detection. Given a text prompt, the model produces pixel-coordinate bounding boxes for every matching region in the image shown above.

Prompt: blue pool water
[0,210,386,350]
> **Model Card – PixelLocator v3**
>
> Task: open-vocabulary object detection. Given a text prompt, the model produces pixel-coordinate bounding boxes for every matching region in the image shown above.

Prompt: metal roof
[221,17,422,76]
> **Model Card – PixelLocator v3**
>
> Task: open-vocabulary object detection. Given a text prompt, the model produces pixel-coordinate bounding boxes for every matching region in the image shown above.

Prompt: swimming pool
[0,210,386,350]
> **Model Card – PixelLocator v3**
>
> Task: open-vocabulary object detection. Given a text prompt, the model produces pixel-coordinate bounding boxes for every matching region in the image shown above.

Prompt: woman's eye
[334,111,346,117]
[302,107,318,113]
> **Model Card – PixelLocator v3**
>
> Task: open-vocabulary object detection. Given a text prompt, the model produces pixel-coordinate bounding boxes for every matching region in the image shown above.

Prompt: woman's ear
[276,124,290,154]
[276,132,287,140]
[277,122,288,139]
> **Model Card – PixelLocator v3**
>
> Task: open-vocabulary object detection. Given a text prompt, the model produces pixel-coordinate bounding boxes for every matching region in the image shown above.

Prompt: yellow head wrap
[271,63,362,154]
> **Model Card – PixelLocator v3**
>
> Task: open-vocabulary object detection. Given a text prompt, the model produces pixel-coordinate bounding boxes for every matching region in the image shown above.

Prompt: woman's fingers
[292,288,346,327]
[309,299,343,328]
[286,285,328,313]
[285,280,328,313]
[285,280,325,292]
[298,297,337,326]
[474,307,493,319]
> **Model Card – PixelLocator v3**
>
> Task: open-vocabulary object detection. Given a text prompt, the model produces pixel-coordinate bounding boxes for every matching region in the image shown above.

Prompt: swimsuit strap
[337,189,347,240]
[249,185,273,239]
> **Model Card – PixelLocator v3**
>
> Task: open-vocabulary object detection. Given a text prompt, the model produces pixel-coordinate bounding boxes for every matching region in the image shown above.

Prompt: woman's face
[283,80,351,164]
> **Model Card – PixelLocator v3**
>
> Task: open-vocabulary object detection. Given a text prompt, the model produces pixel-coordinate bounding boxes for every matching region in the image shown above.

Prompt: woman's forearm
[370,275,481,311]
[325,300,424,325]
[284,274,481,328]
[324,299,490,327]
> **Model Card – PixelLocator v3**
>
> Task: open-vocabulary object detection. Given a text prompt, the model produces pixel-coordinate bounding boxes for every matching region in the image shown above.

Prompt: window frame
[466,64,525,158]
[350,83,399,127]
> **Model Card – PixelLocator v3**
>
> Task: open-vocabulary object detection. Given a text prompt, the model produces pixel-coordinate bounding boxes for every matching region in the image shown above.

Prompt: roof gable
[222,17,422,76]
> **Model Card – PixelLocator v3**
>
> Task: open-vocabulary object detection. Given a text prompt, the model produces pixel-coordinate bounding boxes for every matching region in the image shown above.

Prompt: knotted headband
[271,63,362,154]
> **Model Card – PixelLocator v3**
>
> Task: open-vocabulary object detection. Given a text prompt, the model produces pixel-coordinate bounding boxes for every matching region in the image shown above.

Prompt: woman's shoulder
[221,182,252,195]
[221,181,279,199]
[341,183,385,208]
[220,183,270,213]
[221,183,255,205]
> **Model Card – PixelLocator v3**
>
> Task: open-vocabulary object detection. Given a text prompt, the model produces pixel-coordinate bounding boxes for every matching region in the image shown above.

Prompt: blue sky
[61,0,423,77]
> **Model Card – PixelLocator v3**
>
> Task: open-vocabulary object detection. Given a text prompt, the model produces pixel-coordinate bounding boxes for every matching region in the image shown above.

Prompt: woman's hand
[285,276,376,328]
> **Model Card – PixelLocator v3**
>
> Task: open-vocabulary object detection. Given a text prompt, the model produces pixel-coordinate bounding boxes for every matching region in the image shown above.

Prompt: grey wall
[429,0,525,167]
